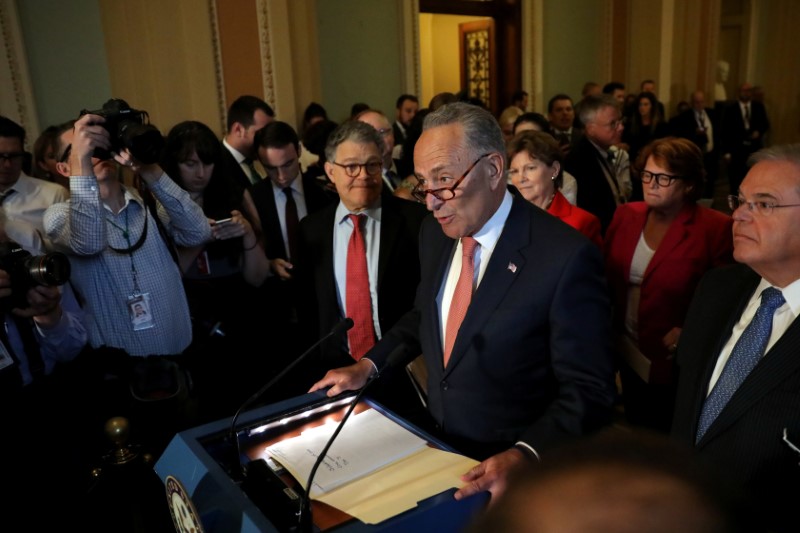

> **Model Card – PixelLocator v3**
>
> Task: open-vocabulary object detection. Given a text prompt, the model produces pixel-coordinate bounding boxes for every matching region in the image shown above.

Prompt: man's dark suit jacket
[251,172,335,261]
[367,194,615,458]
[565,135,618,235]
[721,100,769,192]
[672,264,800,533]
[670,107,719,153]
[220,143,255,192]
[296,194,428,374]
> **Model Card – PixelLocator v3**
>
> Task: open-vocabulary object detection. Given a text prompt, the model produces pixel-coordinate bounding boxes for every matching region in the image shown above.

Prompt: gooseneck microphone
[229,317,354,478]
[297,343,410,532]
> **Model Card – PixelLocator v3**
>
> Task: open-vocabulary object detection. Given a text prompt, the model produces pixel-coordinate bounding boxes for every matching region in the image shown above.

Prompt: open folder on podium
[155,391,488,532]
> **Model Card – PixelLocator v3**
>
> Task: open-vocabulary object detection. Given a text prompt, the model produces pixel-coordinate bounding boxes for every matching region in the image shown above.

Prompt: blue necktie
[696,287,785,442]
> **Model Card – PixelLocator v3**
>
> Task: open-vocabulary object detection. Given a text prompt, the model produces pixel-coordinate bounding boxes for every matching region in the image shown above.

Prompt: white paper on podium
[265,408,428,497]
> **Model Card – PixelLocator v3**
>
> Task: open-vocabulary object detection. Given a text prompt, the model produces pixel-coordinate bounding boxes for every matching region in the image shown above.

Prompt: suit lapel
[444,197,529,375]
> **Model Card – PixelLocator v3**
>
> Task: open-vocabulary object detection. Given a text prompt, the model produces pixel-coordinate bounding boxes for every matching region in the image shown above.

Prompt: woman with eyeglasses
[506,130,602,247]
[603,136,733,432]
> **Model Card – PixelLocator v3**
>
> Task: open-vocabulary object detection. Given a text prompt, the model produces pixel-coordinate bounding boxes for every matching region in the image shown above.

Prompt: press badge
[128,293,155,331]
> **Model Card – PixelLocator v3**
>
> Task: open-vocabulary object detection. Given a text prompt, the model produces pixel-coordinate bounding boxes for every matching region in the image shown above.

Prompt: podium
[154,391,488,532]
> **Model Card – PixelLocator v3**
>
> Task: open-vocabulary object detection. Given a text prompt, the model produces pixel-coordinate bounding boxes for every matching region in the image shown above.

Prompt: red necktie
[444,237,478,367]
[346,214,375,360]
[283,187,299,261]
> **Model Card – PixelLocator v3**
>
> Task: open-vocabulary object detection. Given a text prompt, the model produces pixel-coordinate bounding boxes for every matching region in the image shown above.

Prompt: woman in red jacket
[507,130,602,247]
[604,137,733,432]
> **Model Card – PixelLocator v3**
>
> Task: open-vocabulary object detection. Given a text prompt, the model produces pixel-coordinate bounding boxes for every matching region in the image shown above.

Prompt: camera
[0,241,71,310]
[80,98,165,164]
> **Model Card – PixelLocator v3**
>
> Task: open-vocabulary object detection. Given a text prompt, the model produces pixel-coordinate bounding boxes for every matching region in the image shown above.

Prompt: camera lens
[24,252,71,287]
[120,122,164,164]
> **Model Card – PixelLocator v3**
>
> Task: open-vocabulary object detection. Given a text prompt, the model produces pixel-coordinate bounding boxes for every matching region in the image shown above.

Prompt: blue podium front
[154,392,488,532]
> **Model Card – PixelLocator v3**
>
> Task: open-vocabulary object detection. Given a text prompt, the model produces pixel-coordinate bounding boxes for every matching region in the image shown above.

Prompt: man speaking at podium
[311,102,615,502]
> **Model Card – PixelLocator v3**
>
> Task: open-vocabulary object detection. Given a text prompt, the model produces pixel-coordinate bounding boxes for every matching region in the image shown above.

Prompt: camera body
[0,242,71,310]
[80,98,165,164]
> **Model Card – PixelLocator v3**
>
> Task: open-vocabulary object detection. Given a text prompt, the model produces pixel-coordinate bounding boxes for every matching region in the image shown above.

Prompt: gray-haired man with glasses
[672,143,800,533]
[294,120,427,406]
[311,102,614,505]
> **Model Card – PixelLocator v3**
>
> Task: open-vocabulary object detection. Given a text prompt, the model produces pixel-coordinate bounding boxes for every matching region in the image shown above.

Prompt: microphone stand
[297,343,409,532]
[228,317,354,479]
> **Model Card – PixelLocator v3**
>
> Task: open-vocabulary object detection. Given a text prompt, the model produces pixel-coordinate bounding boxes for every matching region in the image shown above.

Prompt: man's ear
[487,152,506,190]
[324,161,336,184]
[55,161,71,178]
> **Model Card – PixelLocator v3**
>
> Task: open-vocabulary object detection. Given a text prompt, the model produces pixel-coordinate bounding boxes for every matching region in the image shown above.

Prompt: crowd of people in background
[1,71,797,532]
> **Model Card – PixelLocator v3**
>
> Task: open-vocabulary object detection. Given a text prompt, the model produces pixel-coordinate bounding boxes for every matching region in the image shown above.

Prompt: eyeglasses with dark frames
[728,194,800,216]
[412,153,492,202]
[331,160,383,178]
[59,144,72,163]
[640,169,681,187]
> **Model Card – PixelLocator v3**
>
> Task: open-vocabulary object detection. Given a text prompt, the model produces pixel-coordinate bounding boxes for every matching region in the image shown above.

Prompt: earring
[551,175,557,180]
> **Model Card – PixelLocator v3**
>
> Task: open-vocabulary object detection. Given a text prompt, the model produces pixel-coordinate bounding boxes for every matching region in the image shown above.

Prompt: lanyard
[107,206,149,294]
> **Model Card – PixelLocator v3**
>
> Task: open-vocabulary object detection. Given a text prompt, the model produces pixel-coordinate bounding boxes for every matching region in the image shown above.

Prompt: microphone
[297,343,409,532]
[228,317,354,478]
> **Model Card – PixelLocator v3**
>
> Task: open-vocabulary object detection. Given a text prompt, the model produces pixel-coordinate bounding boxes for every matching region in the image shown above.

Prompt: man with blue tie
[311,102,614,503]
[672,144,800,533]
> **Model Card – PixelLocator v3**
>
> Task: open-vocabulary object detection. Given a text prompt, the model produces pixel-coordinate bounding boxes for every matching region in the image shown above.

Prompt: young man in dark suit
[670,90,720,198]
[671,144,800,533]
[220,95,274,191]
[250,121,334,394]
[721,82,770,196]
[296,120,428,411]
[311,102,614,503]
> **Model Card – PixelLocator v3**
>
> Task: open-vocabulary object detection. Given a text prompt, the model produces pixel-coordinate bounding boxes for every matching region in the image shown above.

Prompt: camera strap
[135,176,180,267]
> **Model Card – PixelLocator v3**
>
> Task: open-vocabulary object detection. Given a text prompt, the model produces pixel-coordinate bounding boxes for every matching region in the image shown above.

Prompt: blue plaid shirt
[44,173,211,356]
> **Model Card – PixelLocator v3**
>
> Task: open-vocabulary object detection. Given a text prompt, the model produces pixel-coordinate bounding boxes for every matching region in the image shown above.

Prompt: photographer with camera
[43,104,211,455]
[0,214,88,528]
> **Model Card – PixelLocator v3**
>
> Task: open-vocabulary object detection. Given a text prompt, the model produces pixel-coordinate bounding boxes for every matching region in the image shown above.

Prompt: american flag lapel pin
[507,262,517,273]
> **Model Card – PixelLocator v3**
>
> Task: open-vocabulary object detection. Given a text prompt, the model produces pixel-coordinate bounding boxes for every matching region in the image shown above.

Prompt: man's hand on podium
[309,359,376,397]
[454,447,527,503]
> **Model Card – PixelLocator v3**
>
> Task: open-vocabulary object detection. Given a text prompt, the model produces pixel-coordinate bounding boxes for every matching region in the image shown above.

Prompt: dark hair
[397,108,431,179]
[428,92,458,112]
[513,112,550,135]
[350,102,370,118]
[603,81,626,94]
[547,93,573,114]
[162,120,245,220]
[302,119,339,163]
[395,94,419,109]
[630,91,665,136]
[581,82,600,97]
[226,95,274,132]
[31,125,60,180]
[512,90,529,103]
[301,102,328,132]
[0,116,25,144]
[635,137,705,202]
[506,130,564,189]
[641,79,656,90]
[254,121,300,153]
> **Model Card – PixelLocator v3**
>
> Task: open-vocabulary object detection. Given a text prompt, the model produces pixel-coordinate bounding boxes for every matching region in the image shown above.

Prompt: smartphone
[214,217,233,225]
